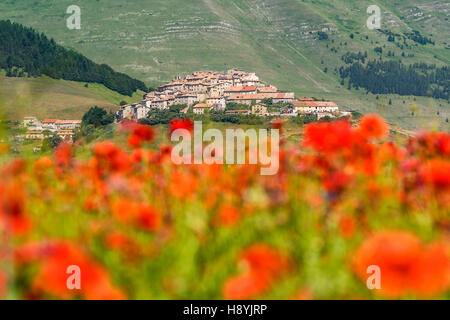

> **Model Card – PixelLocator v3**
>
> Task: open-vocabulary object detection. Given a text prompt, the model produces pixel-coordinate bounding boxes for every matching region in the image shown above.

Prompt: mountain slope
[0,20,147,96]
[0,0,448,129]
[0,72,142,120]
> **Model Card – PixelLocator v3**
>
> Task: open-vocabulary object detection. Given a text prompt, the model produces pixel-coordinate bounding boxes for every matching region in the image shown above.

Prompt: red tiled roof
[55,120,82,124]
[293,100,338,108]
[229,93,294,100]
[42,119,58,123]
[225,85,257,93]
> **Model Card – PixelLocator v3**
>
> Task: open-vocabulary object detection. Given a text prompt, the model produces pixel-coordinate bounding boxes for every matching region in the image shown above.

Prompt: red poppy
[223,271,271,300]
[93,141,118,158]
[132,124,155,142]
[0,182,31,235]
[420,159,450,189]
[223,244,290,299]
[127,134,142,148]
[137,204,161,232]
[18,241,125,300]
[358,114,389,139]
[54,143,73,167]
[241,244,290,276]
[339,214,356,239]
[169,118,194,135]
[353,231,450,298]
[0,271,6,298]
[271,120,284,134]
[216,204,240,227]
[303,120,354,154]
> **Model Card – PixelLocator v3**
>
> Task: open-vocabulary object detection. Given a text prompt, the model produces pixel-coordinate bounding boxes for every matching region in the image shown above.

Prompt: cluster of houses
[18,117,81,141]
[116,69,343,121]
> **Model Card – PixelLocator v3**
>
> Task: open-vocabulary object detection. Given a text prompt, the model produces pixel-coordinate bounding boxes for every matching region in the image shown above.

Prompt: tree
[317,31,328,40]
[410,104,418,116]
[42,134,63,151]
[82,106,114,128]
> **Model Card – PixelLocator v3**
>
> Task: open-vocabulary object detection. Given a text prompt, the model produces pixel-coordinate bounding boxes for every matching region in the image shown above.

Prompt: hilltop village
[116,69,345,121]
[20,69,348,144]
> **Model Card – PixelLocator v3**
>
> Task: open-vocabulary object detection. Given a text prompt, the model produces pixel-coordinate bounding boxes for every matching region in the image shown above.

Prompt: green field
[0,72,143,120]
[0,0,449,130]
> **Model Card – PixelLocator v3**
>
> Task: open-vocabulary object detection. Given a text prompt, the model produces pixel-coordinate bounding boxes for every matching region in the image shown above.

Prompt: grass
[0,72,143,120]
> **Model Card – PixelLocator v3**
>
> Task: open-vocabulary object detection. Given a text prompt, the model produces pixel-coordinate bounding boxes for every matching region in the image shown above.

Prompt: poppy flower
[271,120,284,134]
[339,214,356,239]
[216,204,240,227]
[93,141,118,158]
[420,159,450,189]
[132,124,155,142]
[169,118,194,135]
[303,120,354,154]
[17,241,125,300]
[353,231,450,298]
[223,244,290,299]
[54,143,73,167]
[0,271,6,298]
[112,198,137,224]
[34,156,53,171]
[127,124,155,148]
[137,204,161,232]
[127,134,143,148]
[241,244,290,276]
[106,232,132,251]
[0,182,31,235]
[223,271,271,300]
[358,114,389,139]
[1,158,26,177]
[411,241,450,297]
[168,170,198,199]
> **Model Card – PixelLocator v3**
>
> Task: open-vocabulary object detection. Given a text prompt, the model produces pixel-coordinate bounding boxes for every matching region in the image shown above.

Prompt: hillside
[0,20,147,96]
[0,71,143,120]
[0,0,449,129]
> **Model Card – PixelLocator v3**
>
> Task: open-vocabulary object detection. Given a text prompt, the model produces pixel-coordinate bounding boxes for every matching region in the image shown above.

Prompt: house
[25,130,45,140]
[184,81,206,93]
[193,103,212,115]
[317,112,335,120]
[57,130,75,141]
[180,106,190,114]
[206,96,226,110]
[293,100,339,114]
[55,120,82,130]
[251,104,268,116]
[240,73,260,86]
[158,81,185,92]
[42,119,58,132]
[257,86,278,93]
[227,93,295,105]
[151,99,169,110]
[135,105,150,119]
[23,116,40,128]
[224,85,257,97]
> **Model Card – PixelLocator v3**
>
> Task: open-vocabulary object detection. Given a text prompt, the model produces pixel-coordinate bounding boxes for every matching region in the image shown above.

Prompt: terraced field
[0,0,449,129]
